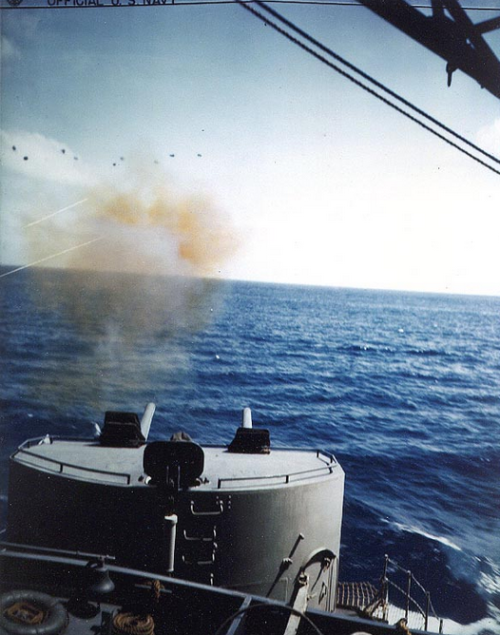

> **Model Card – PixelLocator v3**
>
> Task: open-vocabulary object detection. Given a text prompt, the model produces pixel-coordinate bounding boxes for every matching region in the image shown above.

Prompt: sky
[1,1,500,295]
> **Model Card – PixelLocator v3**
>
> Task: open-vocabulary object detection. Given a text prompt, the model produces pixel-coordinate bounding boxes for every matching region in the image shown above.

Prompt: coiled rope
[111,612,155,635]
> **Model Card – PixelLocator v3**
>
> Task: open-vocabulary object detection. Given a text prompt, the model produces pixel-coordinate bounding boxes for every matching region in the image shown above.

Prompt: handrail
[0,539,115,562]
[16,435,97,450]
[379,555,444,633]
[217,460,336,489]
[12,439,132,485]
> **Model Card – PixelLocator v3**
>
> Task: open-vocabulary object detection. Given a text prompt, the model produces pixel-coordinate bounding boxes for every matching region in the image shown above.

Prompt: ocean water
[0,267,499,634]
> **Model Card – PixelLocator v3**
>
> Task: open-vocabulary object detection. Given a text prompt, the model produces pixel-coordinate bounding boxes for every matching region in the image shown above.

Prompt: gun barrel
[140,402,156,441]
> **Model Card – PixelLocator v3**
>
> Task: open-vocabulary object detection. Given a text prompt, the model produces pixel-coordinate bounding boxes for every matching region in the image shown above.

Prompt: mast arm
[357,0,500,99]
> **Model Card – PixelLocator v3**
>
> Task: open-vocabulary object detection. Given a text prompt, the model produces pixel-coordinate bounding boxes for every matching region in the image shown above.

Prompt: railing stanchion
[406,570,412,622]
[382,554,389,622]
[425,591,430,631]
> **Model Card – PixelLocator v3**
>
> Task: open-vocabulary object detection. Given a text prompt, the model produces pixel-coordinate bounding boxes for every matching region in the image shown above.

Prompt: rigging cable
[253,0,500,168]
[237,0,500,176]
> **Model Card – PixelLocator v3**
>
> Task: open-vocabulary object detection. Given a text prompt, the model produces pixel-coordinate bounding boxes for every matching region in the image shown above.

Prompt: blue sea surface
[1,267,499,633]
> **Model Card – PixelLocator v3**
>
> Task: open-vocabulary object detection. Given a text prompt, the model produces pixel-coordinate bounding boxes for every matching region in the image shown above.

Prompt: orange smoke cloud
[68,169,239,278]
[22,162,239,280]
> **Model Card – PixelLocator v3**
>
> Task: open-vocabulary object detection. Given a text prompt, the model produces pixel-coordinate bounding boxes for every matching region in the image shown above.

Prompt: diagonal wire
[0,238,103,279]
[238,0,500,176]
[23,198,88,228]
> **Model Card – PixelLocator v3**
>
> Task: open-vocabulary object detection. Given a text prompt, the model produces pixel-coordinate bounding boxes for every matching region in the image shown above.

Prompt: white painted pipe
[163,514,178,573]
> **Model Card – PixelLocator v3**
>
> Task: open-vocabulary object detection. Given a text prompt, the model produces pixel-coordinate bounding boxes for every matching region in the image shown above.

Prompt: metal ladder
[179,496,225,585]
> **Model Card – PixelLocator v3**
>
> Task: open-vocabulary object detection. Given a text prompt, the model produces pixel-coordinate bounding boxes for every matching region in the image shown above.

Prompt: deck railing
[367,555,444,633]
[12,436,132,484]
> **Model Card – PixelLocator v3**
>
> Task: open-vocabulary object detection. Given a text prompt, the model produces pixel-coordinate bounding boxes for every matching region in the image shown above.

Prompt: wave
[390,520,462,552]
[443,616,500,635]
[407,348,445,357]
[479,560,500,596]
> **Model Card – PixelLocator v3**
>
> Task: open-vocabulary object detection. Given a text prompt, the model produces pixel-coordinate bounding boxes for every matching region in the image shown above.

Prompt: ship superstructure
[6,406,344,613]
